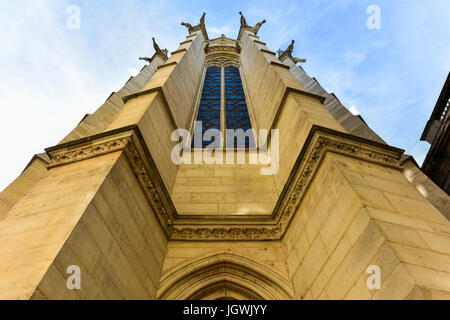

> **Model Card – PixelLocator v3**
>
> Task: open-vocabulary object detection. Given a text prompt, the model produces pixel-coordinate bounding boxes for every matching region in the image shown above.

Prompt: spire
[278,39,306,64]
[181,12,209,40]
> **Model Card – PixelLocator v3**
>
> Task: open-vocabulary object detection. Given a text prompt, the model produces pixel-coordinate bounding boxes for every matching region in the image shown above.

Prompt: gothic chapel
[1,13,450,300]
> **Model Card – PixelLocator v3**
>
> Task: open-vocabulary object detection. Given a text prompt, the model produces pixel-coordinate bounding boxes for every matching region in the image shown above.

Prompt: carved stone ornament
[237,12,267,40]
[252,19,266,35]
[45,128,175,235]
[152,37,169,61]
[169,126,403,240]
[278,39,306,64]
[45,125,403,241]
[47,138,131,168]
[181,12,208,40]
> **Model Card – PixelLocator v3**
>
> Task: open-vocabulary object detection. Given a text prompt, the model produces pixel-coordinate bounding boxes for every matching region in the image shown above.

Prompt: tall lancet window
[224,66,253,148]
[195,66,221,148]
[193,64,254,149]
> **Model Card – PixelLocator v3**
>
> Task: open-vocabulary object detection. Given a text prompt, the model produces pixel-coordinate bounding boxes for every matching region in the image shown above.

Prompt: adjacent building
[421,72,450,194]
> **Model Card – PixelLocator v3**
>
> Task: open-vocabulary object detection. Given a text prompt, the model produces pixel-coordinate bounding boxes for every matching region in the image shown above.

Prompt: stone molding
[204,34,241,67]
[48,138,129,168]
[157,252,294,299]
[46,126,176,234]
[45,126,137,168]
[169,126,403,240]
[44,124,403,241]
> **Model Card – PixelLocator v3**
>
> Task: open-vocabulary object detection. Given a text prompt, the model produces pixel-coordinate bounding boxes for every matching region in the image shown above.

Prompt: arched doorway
[157,252,294,300]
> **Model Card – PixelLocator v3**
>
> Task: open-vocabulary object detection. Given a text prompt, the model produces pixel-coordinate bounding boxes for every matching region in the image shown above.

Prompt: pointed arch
[157,252,294,300]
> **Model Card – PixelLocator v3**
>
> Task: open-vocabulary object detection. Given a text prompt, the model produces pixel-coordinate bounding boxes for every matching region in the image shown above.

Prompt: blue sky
[0,0,449,190]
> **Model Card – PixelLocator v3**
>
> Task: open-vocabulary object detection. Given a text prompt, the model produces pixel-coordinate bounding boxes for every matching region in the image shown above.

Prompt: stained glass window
[194,66,221,148]
[193,65,254,148]
[224,66,254,148]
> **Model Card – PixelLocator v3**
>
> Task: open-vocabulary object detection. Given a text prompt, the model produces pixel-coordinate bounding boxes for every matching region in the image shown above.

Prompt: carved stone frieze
[168,127,403,240]
[123,140,172,233]
[47,138,131,168]
[44,125,403,241]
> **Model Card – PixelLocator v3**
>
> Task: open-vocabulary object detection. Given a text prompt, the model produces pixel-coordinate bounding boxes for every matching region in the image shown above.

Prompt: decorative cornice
[272,128,403,236]
[45,126,176,237]
[206,45,241,55]
[168,126,404,240]
[48,138,130,168]
[44,124,403,241]
[123,137,173,234]
[205,34,241,56]
[169,225,282,240]
[45,126,137,167]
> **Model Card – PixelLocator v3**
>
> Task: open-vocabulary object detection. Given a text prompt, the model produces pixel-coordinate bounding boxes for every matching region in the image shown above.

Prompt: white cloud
[208,26,235,37]
[345,51,366,67]
[128,68,140,77]
[0,0,448,192]
[0,0,183,191]
[349,105,360,115]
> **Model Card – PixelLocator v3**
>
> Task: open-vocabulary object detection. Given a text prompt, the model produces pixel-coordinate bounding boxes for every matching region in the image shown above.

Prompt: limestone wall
[0,155,48,216]
[170,31,348,215]
[158,241,293,300]
[31,154,168,299]
[161,241,288,280]
[172,161,279,215]
[1,22,450,301]
[104,32,206,194]
[0,152,120,299]
[272,93,345,194]
[283,152,450,299]
[240,33,304,132]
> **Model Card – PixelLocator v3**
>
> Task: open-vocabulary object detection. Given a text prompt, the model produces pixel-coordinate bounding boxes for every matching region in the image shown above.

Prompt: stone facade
[1,13,450,300]
[420,72,450,194]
